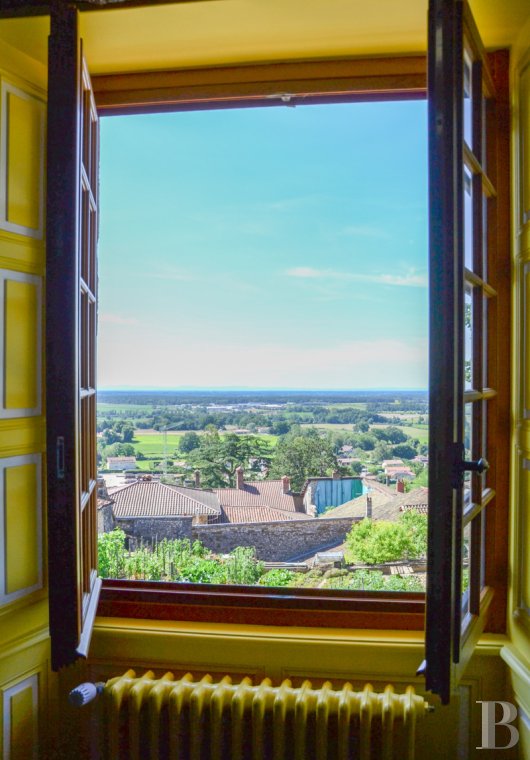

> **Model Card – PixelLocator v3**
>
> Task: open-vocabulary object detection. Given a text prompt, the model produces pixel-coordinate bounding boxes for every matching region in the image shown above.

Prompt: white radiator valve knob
[68,682,104,707]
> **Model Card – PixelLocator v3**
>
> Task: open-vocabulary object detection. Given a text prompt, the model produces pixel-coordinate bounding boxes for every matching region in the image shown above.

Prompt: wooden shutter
[46,2,101,670]
[425,0,507,703]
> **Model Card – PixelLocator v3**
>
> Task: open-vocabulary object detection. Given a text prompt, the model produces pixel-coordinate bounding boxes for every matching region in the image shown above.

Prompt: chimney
[236,466,244,490]
[194,469,201,488]
[332,469,340,480]
[366,495,373,520]
[396,479,405,493]
[281,475,290,494]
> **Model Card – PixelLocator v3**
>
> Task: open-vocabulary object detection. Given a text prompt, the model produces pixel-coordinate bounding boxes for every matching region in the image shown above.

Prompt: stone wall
[115,516,193,543]
[193,517,358,561]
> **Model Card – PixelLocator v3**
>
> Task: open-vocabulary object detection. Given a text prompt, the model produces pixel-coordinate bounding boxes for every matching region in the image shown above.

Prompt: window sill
[98,578,425,630]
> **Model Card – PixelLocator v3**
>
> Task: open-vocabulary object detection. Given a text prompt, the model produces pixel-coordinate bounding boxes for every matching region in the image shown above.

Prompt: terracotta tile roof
[214,505,312,524]
[112,481,221,519]
[214,480,304,513]
[326,487,429,522]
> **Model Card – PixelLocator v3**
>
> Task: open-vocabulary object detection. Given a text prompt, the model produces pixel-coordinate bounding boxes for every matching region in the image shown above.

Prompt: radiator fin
[103,671,429,760]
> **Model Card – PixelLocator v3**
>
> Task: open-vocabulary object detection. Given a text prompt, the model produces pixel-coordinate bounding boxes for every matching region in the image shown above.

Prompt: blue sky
[98,100,428,390]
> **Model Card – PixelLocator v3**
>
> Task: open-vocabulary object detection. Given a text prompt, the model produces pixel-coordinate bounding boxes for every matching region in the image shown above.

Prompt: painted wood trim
[1,673,39,760]
[0,269,42,419]
[0,454,42,606]
[0,80,45,240]
[93,56,427,114]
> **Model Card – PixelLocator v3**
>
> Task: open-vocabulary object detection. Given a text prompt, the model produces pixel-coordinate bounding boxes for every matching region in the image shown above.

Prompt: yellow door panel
[0,82,44,239]
[0,454,42,605]
[4,279,38,411]
[0,271,41,418]
[1,674,39,760]
[5,462,39,595]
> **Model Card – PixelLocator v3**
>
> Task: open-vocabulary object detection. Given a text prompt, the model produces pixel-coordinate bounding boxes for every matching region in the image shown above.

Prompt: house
[327,487,429,522]
[110,480,222,534]
[301,473,364,516]
[105,455,137,471]
[384,465,416,481]
[1,1,529,758]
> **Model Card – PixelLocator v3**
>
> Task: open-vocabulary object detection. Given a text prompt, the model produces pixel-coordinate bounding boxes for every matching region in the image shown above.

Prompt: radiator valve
[68,682,104,707]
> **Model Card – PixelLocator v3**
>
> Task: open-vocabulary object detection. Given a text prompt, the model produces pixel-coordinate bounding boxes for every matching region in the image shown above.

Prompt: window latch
[461,457,489,474]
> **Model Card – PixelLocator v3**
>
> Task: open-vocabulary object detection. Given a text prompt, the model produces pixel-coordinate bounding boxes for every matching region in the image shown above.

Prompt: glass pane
[482,298,489,388]
[480,510,486,590]
[482,193,489,282]
[464,54,473,148]
[465,286,473,390]
[481,399,488,491]
[464,403,473,508]
[462,521,471,615]
[464,167,474,271]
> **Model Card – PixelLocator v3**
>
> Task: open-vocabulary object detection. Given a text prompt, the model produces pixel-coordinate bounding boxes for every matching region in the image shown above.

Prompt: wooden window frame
[93,53,506,639]
[40,1,510,687]
[92,56,428,632]
[424,0,510,704]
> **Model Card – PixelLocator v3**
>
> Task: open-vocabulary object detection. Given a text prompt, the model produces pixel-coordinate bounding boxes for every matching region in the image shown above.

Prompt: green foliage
[373,426,408,444]
[345,510,428,565]
[104,442,136,458]
[98,528,127,578]
[97,532,264,585]
[179,431,201,453]
[224,546,264,585]
[269,428,338,491]
[399,509,428,556]
[325,569,423,591]
[259,568,295,587]
[391,443,418,459]
[188,429,272,488]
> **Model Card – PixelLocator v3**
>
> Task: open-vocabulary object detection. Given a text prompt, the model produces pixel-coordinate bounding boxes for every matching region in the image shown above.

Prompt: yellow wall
[0,32,50,760]
[503,13,530,757]
[0,5,529,759]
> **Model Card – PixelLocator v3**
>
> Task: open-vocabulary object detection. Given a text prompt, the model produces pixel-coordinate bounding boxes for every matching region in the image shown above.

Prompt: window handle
[461,457,489,474]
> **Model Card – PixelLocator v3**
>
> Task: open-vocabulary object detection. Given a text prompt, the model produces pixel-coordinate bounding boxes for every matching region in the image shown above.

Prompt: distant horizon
[98,386,428,393]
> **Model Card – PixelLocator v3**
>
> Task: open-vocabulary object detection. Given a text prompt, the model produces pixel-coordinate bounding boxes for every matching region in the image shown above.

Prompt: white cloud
[285,267,427,288]
[98,335,428,390]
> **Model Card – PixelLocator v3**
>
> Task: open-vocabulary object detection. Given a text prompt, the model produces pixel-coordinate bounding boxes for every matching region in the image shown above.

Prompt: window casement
[39,0,510,704]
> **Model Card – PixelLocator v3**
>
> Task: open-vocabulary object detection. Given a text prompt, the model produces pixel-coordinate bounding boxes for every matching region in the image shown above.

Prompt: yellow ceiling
[0,0,529,75]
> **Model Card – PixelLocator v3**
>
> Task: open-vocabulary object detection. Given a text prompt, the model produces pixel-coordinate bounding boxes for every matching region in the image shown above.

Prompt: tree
[373,426,408,444]
[104,442,135,458]
[345,512,427,564]
[122,424,135,442]
[392,443,417,459]
[270,420,291,435]
[268,429,338,491]
[188,430,272,488]
[179,431,201,453]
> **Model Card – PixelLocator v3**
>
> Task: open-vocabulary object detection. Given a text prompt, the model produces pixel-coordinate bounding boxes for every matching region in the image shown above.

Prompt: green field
[131,431,279,460]
[300,421,429,443]
[300,423,358,433]
[97,402,156,414]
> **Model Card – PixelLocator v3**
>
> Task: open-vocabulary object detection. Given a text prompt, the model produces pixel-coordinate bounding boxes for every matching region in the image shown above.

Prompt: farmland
[97,389,429,487]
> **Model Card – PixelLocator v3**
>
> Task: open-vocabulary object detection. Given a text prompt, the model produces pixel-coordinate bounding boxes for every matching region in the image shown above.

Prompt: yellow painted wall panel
[6,91,41,232]
[5,463,38,595]
[5,279,37,411]
[10,685,34,760]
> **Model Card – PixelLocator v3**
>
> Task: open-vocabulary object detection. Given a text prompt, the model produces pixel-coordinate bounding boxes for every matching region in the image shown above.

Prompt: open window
[42,0,509,703]
[424,0,510,703]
